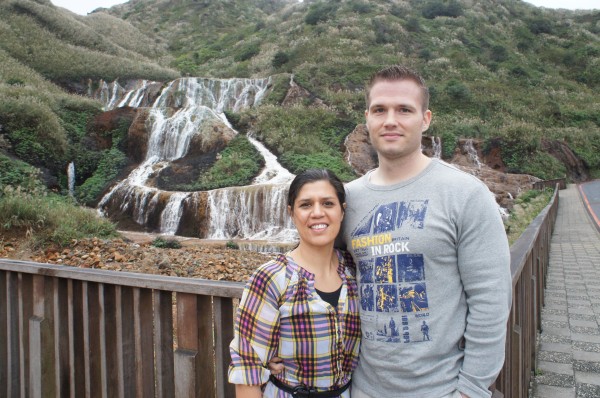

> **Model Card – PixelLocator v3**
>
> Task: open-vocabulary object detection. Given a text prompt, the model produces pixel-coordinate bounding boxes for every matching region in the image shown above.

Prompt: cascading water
[464,139,482,169]
[248,135,294,185]
[432,136,442,158]
[67,162,75,197]
[97,76,297,243]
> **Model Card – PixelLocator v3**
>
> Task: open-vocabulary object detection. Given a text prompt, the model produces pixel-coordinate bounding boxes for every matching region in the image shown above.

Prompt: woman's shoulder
[251,254,288,278]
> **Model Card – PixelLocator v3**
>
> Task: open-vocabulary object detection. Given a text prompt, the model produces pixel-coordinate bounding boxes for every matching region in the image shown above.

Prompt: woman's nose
[311,204,324,216]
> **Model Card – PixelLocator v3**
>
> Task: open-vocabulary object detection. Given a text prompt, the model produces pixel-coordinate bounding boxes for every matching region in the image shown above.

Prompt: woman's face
[288,180,345,249]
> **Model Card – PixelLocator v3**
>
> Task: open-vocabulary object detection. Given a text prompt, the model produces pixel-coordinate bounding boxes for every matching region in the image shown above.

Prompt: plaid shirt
[228,250,361,397]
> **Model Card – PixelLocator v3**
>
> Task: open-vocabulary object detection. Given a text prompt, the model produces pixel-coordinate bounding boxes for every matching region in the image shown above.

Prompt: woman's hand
[268,356,285,375]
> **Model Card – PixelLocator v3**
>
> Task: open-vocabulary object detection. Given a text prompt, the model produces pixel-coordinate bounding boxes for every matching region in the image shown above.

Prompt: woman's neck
[292,244,342,293]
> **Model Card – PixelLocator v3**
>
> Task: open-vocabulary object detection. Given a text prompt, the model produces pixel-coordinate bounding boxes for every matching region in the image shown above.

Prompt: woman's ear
[287,205,293,216]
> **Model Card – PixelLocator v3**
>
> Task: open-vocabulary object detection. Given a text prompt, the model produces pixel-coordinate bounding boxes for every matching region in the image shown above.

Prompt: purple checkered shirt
[228,250,361,397]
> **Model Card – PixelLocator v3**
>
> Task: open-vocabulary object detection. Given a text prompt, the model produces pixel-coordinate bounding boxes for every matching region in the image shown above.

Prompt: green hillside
[1,0,599,203]
[107,0,600,180]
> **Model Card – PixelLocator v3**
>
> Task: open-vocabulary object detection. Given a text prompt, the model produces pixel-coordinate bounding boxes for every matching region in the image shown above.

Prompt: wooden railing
[0,261,244,398]
[0,185,560,398]
[493,184,560,397]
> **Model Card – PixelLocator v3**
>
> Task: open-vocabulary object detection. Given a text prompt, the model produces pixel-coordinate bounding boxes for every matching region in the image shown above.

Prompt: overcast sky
[51,0,598,16]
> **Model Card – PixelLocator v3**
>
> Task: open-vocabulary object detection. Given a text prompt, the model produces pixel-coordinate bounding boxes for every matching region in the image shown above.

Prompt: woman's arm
[235,384,262,398]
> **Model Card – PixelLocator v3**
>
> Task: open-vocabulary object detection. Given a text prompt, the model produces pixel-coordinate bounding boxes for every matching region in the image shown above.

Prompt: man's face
[365,79,431,162]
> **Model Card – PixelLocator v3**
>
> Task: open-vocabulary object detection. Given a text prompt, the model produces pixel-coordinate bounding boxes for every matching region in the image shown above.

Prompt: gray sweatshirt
[340,159,512,398]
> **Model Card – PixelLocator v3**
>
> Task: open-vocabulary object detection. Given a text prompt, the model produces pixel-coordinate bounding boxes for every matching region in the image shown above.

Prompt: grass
[0,185,118,248]
[505,189,554,245]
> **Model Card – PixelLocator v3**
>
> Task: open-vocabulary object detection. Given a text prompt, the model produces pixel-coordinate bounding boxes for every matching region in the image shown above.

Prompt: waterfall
[464,139,482,169]
[67,162,75,197]
[117,80,150,108]
[206,184,297,241]
[432,136,442,158]
[160,192,188,235]
[98,76,297,242]
[248,135,294,185]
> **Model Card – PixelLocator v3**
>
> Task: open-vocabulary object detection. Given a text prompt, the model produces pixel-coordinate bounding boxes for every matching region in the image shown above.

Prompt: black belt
[269,375,350,397]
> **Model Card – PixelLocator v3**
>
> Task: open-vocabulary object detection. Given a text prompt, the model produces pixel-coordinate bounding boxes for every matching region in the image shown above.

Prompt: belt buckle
[292,384,318,397]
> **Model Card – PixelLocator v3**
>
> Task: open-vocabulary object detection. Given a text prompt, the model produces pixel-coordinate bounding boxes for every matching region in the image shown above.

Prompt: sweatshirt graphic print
[350,199,431,344]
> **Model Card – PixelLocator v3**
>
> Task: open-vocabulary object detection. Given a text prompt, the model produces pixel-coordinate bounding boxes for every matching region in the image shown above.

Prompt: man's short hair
[365,65,430,112]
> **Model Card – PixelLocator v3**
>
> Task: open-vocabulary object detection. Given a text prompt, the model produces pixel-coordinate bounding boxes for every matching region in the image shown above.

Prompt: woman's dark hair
[287,169,345,209]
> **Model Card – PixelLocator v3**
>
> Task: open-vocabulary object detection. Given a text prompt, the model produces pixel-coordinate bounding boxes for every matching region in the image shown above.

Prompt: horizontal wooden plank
[0,260,244,298]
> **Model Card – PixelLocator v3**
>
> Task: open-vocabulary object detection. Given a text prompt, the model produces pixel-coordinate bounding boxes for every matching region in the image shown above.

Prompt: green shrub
[0,93,68,170]
[440,131,458,159]
[0,155,43,192]
[187,135,263,191]
[272,51,290,69]
[226,240,239,249]
[280,151,355,182]
[151,237,182,249]
[305,2,337,25]
[445,79,471,101]
[519,152,566,180]
[422,0,463,19]
[234,43,260,62]
[0,186,117,247]
[77,148,128,206]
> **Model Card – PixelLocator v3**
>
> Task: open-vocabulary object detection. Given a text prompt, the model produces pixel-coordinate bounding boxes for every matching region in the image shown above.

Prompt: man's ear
[422,109,432,132]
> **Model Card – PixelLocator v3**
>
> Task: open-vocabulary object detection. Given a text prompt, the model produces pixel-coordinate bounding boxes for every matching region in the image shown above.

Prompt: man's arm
[456,186,512,398]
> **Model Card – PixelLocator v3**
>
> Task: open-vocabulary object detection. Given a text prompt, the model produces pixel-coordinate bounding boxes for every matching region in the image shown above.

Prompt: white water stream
[97,77,296,242]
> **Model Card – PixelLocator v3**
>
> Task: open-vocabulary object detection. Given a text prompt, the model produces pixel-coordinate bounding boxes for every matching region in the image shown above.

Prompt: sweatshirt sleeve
[455,184,512,398]
[228,263,282,386]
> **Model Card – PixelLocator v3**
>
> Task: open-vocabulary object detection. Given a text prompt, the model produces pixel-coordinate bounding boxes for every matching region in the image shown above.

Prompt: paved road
[580,180,600,232]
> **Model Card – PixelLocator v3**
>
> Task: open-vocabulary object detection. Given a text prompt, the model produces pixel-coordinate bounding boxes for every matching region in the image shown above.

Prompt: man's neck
[370,152,432,186]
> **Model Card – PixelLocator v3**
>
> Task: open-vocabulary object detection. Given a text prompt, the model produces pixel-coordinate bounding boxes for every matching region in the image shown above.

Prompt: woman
[228,169,361,398]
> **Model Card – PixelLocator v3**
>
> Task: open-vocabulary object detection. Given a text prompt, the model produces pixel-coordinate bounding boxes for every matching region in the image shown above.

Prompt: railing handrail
[0,184,561,398]
[0,258,245,298]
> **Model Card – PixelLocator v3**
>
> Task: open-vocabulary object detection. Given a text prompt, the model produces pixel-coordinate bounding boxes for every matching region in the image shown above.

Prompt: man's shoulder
[345,173,369,192]
[431,159,489,190]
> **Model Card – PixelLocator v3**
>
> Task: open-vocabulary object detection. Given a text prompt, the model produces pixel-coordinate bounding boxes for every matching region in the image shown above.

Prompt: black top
[315,284,342,309]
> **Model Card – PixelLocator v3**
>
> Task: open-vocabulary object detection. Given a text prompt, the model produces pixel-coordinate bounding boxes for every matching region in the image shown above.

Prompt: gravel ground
[0,232,273,283]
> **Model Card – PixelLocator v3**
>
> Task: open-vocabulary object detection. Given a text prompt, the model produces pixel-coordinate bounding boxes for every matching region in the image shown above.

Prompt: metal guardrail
[0,184,560,397]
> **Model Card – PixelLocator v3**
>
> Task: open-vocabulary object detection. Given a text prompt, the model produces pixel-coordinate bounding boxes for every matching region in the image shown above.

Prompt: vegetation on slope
[1,0,599,207]
[108,0,600,179]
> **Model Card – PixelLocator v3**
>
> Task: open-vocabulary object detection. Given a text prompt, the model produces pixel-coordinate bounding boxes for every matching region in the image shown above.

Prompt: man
[340,65,511,398]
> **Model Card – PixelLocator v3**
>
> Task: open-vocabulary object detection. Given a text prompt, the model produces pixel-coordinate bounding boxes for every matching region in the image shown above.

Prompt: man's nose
[384,110,397,125]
